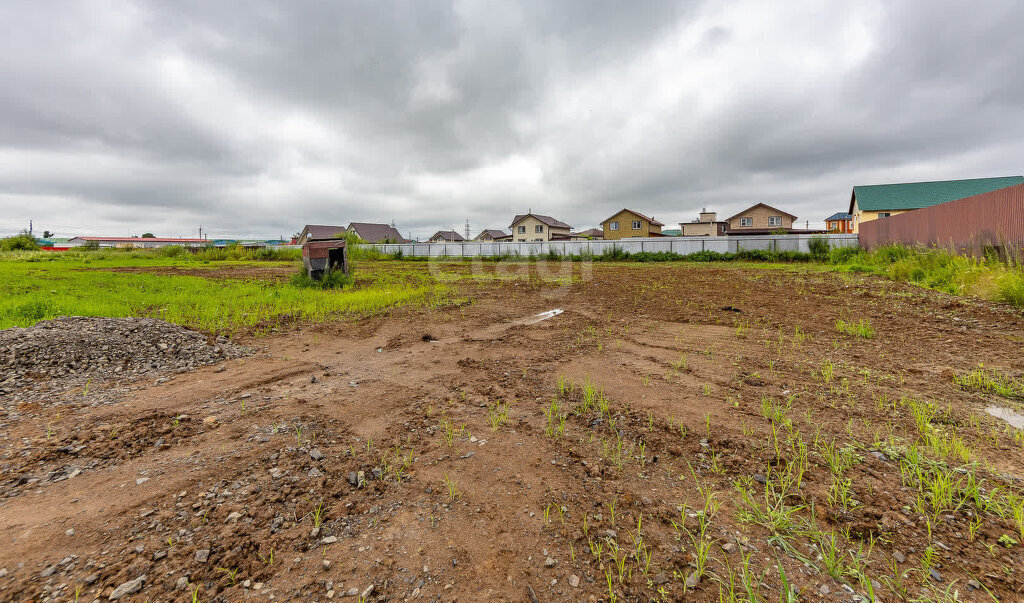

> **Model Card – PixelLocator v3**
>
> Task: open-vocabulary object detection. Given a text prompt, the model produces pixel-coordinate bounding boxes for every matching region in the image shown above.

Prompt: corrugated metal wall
[371,234,858,257]
[859,184,1024,257]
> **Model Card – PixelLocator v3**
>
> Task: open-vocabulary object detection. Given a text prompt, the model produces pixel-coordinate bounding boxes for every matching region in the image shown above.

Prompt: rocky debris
[109,574,145,600]
[0,316,247,401]
[194,549,210,563]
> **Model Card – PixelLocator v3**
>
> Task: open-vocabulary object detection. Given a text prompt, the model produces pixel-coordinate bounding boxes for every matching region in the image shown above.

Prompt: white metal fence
[371,234,858,257]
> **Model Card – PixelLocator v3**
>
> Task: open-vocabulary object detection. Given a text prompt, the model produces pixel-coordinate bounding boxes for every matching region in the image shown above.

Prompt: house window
[739,217,753,227]
[609,221,619,231]
[518,225,526,234]
[535,225,544,233]
[768,216,782,227]
[878,212,891,218]
[518,238,525,242]
[632,220,642,230]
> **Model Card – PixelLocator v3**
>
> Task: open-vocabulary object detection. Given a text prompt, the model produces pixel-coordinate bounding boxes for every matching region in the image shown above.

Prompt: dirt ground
[2,261,1024,602]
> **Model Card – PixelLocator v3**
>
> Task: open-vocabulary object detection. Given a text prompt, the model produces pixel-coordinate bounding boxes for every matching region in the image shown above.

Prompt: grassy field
[0,253,456,334]
[1,242,1022,335]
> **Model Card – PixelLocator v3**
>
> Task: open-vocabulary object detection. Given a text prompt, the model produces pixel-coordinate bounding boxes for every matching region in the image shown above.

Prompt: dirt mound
[0,316,247,400]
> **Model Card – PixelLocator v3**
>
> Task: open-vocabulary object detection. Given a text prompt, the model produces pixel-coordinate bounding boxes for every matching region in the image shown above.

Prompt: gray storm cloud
[1,0,1022,239]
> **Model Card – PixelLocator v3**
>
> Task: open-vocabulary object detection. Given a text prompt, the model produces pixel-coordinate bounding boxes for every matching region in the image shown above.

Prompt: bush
[828,245,863,264]
[1,232,40,251]
[290,267,353,290]
[808,236,829,259]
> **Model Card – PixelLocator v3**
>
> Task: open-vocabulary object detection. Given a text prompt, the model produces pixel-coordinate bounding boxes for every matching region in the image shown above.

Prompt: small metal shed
[301,240,348,280]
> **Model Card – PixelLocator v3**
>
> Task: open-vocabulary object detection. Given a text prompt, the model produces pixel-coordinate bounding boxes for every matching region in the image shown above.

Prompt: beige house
[679,209,727,237]
[509,213,572,242]
[473,229,511,242]
[600,208,664,240]
[724,203,797,233]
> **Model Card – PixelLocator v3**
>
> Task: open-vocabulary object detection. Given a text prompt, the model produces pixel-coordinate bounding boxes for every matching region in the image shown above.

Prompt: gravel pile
[0,316,247,400]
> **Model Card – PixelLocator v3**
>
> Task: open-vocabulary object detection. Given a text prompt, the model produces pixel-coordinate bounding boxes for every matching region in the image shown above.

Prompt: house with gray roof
[346,222,406,243]
[474,229,511,242]
[509,212,572,242]
[428,230,466,243]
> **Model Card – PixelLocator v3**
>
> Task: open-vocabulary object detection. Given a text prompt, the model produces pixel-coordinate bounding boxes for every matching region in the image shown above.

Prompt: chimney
[699,210,717,223]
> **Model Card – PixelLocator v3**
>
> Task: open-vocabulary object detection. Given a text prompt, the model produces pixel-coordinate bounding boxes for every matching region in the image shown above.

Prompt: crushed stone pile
[0,316,247,399]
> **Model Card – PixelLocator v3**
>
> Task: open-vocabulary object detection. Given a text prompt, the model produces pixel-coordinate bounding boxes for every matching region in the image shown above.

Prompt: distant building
[67,237,208,249]
[346,223,406,243]
[509,213,572,242]
[824,212,854,233]
[297,224,347,245]
[679,209,727,237]
[660,229,681,237]
[571,228,604,240]
[849,176,1024,233]
[473,229,511,242]
[600,208,664,240]
[428,230,466,243]
[724,203,797,233]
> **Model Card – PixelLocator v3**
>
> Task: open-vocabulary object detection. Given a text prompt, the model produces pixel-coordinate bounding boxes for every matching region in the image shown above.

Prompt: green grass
[827,244,1024,308]
[953,368,1024,400]
[835,318,874,339]
[0,255,455,334]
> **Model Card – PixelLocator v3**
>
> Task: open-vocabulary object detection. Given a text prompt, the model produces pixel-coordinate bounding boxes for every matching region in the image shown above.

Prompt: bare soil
[2,262,1023,602]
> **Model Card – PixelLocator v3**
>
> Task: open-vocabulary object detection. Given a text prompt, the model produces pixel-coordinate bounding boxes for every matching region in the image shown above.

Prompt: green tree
[141,233,156,238]
[0,231,41,251]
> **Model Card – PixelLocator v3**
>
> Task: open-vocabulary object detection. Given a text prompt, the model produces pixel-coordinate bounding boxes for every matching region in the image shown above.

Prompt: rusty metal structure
[301,240,348,280]
[858,183,1024,258]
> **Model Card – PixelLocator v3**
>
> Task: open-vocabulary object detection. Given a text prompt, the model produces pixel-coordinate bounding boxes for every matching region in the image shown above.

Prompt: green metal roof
[850,176,1024,213]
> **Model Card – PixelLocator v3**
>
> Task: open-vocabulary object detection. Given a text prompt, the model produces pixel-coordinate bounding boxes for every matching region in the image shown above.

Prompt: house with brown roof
[571,228,604,240]
[509,213,572,242]
[297,224,347,245]
[428,230,466,243]
[346,222,406,243]
[474,229,511,242]
[724,203,800,234]
[599,209,664,240]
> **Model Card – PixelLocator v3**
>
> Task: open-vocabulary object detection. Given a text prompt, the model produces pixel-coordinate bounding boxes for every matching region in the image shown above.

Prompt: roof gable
[347,223,405,243]
[429,230,465,242]
[509,213,572,230]
[300,224,347,240]
[724,203,798,223]
[825,212,852,222]
[476,229,509,239]
[599,208,665,227]
[849,176,1024,213]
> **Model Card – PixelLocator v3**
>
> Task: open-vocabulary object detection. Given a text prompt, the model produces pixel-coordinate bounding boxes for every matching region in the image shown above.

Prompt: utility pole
[465,219,470,240]
[29,220,33,235]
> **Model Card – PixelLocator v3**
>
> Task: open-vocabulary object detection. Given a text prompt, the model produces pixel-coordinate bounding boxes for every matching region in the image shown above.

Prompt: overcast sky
[2,1,1023,240]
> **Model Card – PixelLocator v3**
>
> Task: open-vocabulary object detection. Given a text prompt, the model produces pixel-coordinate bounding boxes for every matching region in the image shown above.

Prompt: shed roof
[509,213,572,230]
[825,212,852,221]
[599,208,665,227]
[849,176,1024,213]
[476,229,510,239]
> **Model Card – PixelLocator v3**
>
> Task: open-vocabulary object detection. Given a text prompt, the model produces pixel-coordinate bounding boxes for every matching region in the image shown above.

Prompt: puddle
[522,308,564,325]
[985,405,1024,429]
